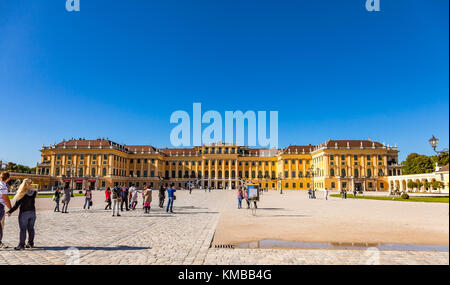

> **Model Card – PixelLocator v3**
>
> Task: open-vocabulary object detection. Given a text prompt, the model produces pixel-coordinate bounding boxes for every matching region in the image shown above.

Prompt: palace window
[331,182,335,189]
[330,169,334,177]
[143,170,148,177]
[284,171,289,178]
[292,183,296,188]
[291,171,296,178]
[330,155,334,161]
[91,168,96,177]
[102,168,107,176]
[252,171,256,178]
[137,171,141,177]
[367,169,372,178]
[354,169,359,178]
[56,168,60,176]
[341,169,346,177]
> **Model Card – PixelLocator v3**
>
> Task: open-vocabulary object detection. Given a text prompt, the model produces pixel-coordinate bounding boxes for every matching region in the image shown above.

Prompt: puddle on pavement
[236,239,449,252]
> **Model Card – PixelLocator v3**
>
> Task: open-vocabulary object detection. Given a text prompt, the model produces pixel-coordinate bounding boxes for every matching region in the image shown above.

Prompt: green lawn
[330,194,449,203]
[7,193,85,199]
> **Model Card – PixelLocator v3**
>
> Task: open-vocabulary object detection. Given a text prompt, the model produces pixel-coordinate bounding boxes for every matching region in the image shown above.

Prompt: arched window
[102,168,107,176]
[367,169,372,177]
[91,168,96,177]
[354,169,359,178]
[218,170,222,178]
[341,169,346,177]
[330,169,334,177]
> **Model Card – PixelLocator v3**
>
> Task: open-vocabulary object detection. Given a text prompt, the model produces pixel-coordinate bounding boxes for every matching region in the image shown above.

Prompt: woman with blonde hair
[6,178,37,250]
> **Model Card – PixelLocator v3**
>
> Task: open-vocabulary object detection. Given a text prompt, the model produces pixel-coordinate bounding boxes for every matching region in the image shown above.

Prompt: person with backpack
[120,186,130,212]
[83,188,92,210]
[111,186,121,217]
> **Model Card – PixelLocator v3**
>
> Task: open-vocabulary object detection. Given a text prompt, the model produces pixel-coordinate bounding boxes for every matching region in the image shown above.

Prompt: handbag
[173,195,176,200]
[89,200,93,206]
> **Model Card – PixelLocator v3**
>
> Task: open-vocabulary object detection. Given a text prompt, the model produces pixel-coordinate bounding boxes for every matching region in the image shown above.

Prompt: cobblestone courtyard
[0,190,448,265]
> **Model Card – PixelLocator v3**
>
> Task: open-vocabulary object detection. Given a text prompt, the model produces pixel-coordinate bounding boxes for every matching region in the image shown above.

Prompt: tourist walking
[158,185,165,208]
[53,188,61,212]
[244,190,250,208]
[324,188,329,200]
[104,187,112,210]
[308,189,312,199]
[120,186,129,211]
[131,188,139,210]
[344,190,347,199]
[166,184,176,213]
[237,188,243,209]
[83,188,92,210]
[6,179,37,250]
[143,186,152,213]
[112,186,121,217]
[0,172,12,249]
[353,189,357,198]
[61,186,71,213]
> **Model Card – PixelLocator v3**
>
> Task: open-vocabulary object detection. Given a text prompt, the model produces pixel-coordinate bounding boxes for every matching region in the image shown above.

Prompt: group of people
[52,186,73,213]
[236,187,258,209]
[103,183,177,216]
[0,172,37,250]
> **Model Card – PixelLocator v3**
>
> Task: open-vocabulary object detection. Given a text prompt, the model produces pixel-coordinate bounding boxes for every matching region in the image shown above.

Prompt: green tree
[431,151,449,167]
[407,181,417,190]
[416,181,424,191]
[432,180,444,190]
[401,153,434,175]
[423,181,431,191]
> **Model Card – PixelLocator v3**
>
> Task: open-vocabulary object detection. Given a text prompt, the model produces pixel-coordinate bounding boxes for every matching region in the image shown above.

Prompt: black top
[8,191,36,214]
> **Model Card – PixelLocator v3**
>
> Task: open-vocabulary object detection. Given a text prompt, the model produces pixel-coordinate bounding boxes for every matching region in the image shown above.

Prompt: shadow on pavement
[31,245,151,251]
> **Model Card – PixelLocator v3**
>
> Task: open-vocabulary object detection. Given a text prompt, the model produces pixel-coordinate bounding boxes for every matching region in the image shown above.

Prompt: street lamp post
[429,135,449,154]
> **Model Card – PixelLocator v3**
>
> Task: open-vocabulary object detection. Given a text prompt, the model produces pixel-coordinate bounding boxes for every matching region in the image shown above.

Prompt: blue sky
[0,0,448,167]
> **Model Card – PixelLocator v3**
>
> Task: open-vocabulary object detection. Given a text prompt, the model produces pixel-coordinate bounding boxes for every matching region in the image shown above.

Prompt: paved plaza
[0,190,448,265]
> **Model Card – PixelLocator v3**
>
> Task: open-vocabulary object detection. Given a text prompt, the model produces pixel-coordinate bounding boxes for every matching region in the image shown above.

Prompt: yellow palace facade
[36,138,402,191]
